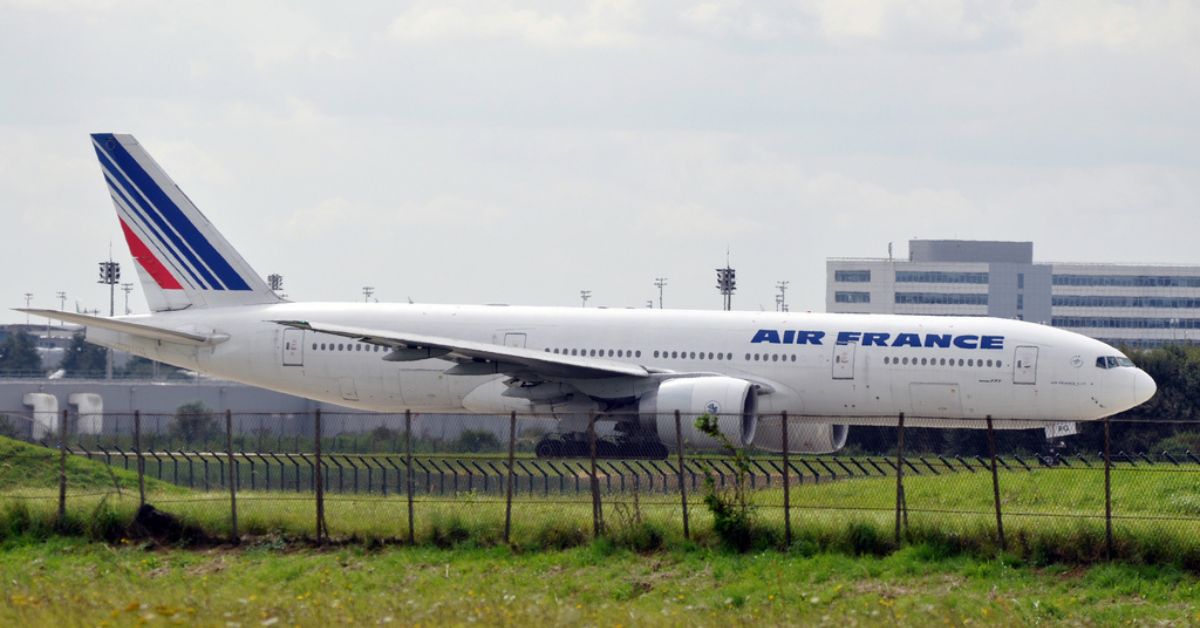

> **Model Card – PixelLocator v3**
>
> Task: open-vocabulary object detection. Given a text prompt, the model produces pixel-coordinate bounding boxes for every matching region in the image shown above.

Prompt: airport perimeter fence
[2,407,1200,561]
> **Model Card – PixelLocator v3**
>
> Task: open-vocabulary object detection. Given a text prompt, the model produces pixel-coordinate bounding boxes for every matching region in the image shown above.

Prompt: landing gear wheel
[535,438,562,458]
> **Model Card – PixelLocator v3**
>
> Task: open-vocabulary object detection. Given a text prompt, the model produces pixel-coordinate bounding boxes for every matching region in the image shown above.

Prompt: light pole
[120,284,132,314]
[23,293,32,324]
[580,290,591,307]
[98,259,120,379]
[654,277,667,309]
[56,291,67,311]
[362,286,374,303]
[776,280,790,312]
[716,267,736,311]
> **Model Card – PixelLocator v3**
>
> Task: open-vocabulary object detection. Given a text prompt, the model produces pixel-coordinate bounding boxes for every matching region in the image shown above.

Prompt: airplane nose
[1133,369,1157,406]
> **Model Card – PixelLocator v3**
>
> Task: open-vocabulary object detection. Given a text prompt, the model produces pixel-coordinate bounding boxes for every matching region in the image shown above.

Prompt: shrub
[428,515,472,548]
[694,413,757,552]
[531,521,588,550]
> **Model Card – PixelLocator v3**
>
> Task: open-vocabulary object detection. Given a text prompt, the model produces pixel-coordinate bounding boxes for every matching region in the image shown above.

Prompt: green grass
[2,538,1199,625]
[0,436,175,493]
[4,432,1200,567]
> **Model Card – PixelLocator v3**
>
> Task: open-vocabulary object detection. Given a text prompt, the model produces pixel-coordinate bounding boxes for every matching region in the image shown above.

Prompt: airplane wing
[274,320,655,380]
[16,309,221,346]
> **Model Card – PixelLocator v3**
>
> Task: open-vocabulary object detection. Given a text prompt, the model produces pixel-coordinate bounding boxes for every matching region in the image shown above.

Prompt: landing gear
[534,419,669,459]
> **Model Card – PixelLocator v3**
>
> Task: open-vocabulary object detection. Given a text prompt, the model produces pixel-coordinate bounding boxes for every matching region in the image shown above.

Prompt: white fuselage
[87,303,1156,428]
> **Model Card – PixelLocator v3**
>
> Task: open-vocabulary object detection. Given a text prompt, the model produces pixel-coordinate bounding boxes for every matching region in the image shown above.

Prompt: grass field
[4,433,1200,567]
[5,436,1200,624]
[3,538,1200,625]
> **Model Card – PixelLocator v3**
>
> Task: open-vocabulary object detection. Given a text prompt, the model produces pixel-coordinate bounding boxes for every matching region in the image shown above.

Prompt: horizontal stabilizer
[15,309,221,346]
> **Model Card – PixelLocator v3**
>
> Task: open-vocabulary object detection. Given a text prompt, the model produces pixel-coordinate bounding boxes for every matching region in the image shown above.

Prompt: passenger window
[791,355,796,362]
[958,359,965,367]
[771,354,778,362]
[884,357,890,365]
[920,358,927,366]
[745,353,751,360]
[635,351,641,358]
[902,357,909,365]
[968,359,974,367]
[986,359,993,367]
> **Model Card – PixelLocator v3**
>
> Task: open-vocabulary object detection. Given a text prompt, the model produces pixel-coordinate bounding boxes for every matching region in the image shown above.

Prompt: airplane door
[282,329,304,366]
[1013,346,1038,384]
[503,333,527,348]
[832,342,856,380]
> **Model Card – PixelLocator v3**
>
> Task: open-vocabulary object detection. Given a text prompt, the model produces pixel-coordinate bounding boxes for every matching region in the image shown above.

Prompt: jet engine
[750,417,848,454]
[638,376,758,451]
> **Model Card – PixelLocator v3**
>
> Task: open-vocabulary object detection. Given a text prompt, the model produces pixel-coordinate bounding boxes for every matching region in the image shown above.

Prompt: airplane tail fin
[89,133,282,312]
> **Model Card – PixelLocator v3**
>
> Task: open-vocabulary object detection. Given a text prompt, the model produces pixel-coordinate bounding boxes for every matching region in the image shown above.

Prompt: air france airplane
[19,134,1157,458]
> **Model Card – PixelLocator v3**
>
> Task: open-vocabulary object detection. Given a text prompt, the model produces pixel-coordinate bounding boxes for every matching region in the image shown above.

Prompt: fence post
[1104,416,1113,560]
[315,409,326,544]
[588,412,602,538]
[134,410,145,507]
[782,410,791,546]
[405,409,415,545]
[986,416,1006,551]
[894,412,906,544]
[225,410,238,542]
[58,409,68,528]
[504,411,517,544]
[674,410,689,541]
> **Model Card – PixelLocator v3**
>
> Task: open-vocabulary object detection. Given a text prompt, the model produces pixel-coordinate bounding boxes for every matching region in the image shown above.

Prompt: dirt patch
[128,504,214,545]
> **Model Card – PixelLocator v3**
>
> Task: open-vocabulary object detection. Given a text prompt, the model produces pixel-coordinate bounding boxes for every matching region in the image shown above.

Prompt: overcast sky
[2,0,1198,322]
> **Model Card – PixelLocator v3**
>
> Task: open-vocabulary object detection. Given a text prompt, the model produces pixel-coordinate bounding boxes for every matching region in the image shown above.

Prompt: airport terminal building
[827,240,1200,348]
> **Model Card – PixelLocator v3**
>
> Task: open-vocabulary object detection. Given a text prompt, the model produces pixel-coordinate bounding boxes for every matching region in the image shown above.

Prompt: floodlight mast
[716,267,736,311]
[776,280,789,312]
[97,258,120,380]
[654,277,667,309]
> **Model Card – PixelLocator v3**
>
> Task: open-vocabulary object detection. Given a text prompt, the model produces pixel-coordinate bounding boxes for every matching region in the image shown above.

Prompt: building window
[895,292,988,305]
[1053,274,1200,288]
[835,291,871,304]
[1017,273,1025,290]
[1017,294,1024,310]
[1052,296,1200,309]
[835,270,871,282]
[896,271,988,284]
[1052,316,1200,329]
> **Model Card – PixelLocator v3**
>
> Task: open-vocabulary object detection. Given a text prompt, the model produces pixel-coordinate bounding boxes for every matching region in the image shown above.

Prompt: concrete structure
[0,377,539,443]
[828,240,1200,348]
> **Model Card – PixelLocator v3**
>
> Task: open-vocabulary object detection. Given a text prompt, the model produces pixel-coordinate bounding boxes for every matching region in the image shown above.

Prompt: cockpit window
[1096,356,1135,369]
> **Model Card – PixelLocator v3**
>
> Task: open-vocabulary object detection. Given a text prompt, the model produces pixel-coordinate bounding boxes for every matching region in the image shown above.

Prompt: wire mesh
[1,409,1198,559]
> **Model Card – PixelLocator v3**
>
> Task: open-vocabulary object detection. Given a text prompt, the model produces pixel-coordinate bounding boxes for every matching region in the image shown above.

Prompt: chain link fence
[1,408,1198,563]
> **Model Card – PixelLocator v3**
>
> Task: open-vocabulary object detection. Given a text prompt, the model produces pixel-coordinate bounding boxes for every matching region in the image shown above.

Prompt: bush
[531,521,588,550]
[171,401,219,445]
[694,413,758,552]
[429,515,472,548]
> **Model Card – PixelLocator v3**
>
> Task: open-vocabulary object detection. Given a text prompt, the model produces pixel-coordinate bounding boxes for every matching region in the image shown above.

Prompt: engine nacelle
[639,376,758,450]
[751,416,848,454]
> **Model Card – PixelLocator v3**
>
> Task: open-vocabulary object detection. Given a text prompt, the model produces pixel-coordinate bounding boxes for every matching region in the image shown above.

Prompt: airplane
[18,133,1157,458]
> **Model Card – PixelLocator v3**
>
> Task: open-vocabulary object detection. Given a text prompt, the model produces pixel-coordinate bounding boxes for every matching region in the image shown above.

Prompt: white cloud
[634,201,759,237]
[387,0,643,48]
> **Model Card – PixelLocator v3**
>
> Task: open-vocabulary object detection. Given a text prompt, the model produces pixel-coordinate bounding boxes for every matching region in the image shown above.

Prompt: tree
[120,355,184,379]
[0,330,43,376]
[59,332,107,377]
[171,401,219,445]
[454,429,501,453]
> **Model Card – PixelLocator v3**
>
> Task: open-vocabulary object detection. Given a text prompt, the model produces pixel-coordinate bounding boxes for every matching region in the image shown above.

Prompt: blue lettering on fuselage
[751,329,1005,350]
